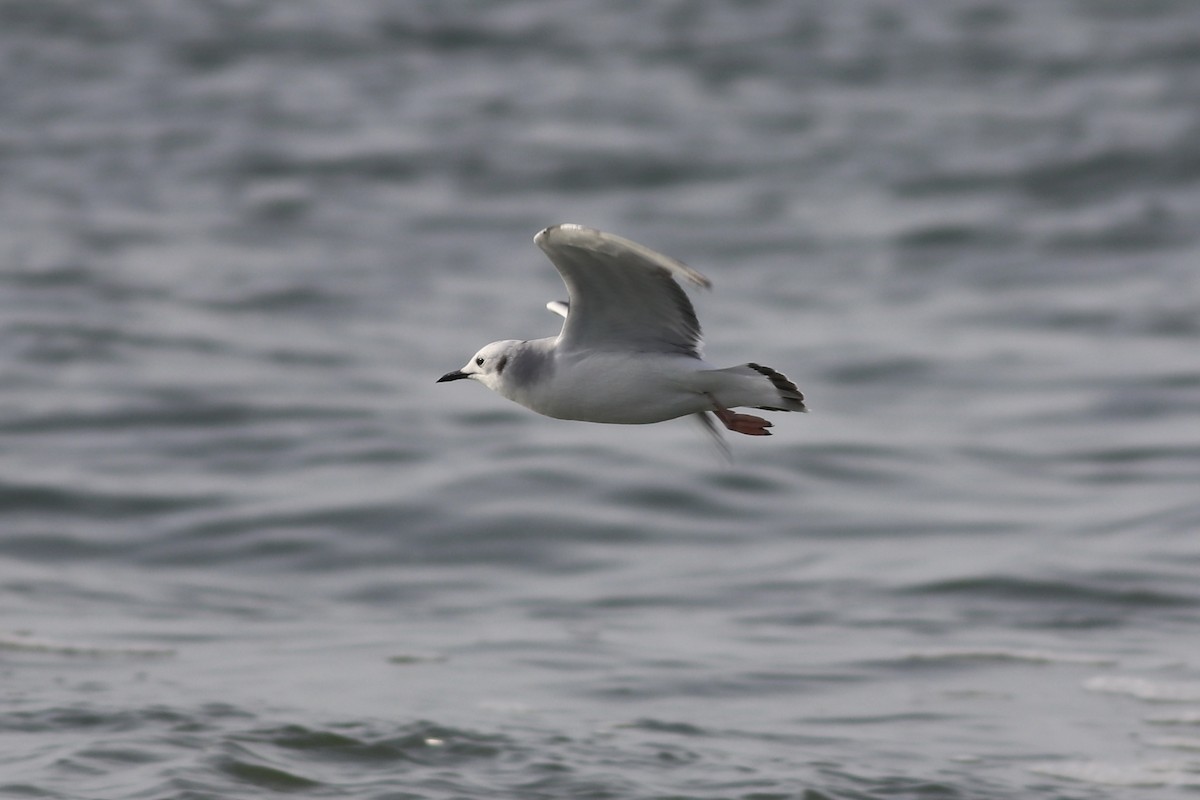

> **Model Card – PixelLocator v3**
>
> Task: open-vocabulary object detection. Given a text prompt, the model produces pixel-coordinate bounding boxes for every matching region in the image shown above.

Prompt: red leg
[712,406,773,436]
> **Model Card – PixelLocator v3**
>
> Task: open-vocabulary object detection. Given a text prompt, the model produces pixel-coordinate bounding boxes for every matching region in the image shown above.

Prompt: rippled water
[3,1,1200,798]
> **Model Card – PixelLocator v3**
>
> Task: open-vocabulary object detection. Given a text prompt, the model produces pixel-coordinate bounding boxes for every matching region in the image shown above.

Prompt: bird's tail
[701,363,807,413]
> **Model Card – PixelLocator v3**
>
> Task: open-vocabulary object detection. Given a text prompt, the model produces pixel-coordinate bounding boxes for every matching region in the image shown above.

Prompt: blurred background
[2,1,1199,798]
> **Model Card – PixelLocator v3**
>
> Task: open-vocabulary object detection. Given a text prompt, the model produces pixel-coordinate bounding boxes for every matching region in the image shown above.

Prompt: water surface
[3,1,1200,797]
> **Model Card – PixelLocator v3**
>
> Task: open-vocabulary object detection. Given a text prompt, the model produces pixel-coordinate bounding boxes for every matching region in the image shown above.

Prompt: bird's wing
[534,224,711,358]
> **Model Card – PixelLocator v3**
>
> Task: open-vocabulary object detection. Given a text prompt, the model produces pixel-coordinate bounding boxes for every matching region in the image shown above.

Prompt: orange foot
[713,407,773,436]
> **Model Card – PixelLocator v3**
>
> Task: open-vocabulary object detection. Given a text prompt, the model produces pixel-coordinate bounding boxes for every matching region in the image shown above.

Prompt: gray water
[3,1,1200,798]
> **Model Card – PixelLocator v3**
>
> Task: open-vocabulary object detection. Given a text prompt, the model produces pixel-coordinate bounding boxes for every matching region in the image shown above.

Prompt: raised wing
[534,224,711,358]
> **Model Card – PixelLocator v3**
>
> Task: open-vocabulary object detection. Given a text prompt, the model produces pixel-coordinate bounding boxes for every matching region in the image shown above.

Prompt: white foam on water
[1084,675,1200,702]
[1031,759,1200,788]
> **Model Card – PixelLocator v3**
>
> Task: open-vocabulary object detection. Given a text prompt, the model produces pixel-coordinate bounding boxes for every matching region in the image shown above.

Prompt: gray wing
[534,224,711,358]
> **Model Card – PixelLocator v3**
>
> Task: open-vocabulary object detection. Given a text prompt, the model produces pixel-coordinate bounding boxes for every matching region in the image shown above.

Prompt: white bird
[437,224,806,447]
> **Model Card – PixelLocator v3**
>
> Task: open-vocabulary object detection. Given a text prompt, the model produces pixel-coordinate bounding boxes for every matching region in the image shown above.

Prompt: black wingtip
[747,363,806,412]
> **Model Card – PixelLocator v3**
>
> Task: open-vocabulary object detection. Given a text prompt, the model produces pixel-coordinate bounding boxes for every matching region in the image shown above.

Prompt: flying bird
[437,224,806,448]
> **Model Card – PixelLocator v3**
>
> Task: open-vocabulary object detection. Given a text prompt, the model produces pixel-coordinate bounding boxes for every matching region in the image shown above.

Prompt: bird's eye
[475,357,485,366]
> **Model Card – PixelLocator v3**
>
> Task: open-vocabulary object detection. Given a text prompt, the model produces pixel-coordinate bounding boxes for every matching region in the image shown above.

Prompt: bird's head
[436,340,519,392]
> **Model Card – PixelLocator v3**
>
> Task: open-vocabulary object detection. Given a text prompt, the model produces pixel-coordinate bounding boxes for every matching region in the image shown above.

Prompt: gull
[437,224,806,448]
